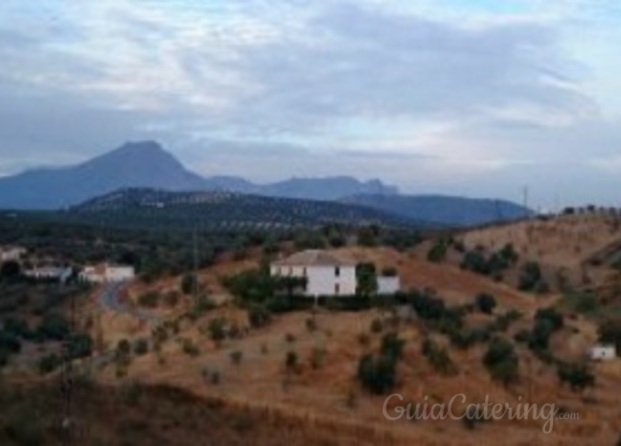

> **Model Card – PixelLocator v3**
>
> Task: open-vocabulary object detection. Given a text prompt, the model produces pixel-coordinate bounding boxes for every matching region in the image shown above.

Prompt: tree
[356,262,378,296]
[557,363,594,392]
[475,293,497,315]
[181,273,197,295]
[357,353,397,394]
[598,318,621,354]
[0,261,20,281]
[483,338,519,385]
[427,239,448,263]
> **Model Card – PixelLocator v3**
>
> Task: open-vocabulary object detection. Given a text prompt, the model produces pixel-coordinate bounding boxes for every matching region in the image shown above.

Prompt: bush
[370,318,383,334]
[598,318,621,354]
[138,292,160,308]
[427,240,448,263]
[381,332,405,362]
[248,305,272,329]
[483,338,519,385]
[230,350,243,365]
[285,351,298,372]
[38,353,62,374]
[422,339,458,375]
[181,339,200,357]
[557,362,594,391]
[207,318,227,344]
[475,293,497,314]
[357,353,397,394]
[181,273,197,295]
[519,262,548,292]
[305,317,317,332]
[4,407,42,446]
[134,338,149,356]
[36,313,70,341]
[310,347,326,369]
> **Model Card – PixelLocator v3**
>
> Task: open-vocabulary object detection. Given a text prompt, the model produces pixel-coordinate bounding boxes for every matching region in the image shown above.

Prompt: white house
[23,266,72,283]
[0,246,26,262]
[270,250,357,297]
[587,344,616,361]
[377,276,401,295]
[79,264,135,283]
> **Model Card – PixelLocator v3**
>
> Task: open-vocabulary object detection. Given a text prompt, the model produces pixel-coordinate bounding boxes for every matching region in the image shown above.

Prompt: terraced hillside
[61,188,429,231]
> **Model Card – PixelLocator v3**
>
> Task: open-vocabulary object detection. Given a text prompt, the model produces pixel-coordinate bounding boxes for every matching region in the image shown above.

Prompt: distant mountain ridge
[341,194,531,227]
[0,140,531,227]
[0,141,397,209]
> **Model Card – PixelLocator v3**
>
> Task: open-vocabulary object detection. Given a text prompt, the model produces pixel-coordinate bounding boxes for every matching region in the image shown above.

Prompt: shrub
[598,318,621,354]
[422,339,458,375]
[138,292,160,308]
[557,362,594,391]
[483,338,519,385]
[4,407,42,446]
[357,353,397,394]
[36,313,70,341]
[381,332,405,362]
[285,332,296,343]
[427,240,448,263]
[519,262,548,292]
[230,350,243,365]
[134,338,149,356]
[305,317,317,332]
[207,318,227,344]
[248,305,272,329]
[38,353,62,374]
[310,347,326,369]
[181,273,197,295]
[475,293,497,315]
[285,351,298,372]
[370,318,384,334]
[181,339,200,357]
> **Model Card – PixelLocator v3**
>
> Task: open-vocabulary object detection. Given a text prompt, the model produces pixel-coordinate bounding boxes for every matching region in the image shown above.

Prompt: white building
[79,264,135,283]
[0,246,26,262]
[23,266,72,283]
[377,276,401,295]
[270,250,357,297]
[587,344,616,361]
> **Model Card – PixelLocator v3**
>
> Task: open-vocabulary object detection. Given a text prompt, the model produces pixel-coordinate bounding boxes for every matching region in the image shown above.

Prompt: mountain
[0,141,398,209]
[61,188,425,231]
[0,141,207,209]
[341,194,531,227]
[261,177,397,201]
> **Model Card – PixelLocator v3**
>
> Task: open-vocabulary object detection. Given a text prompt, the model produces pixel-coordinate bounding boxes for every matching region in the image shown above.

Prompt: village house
[270,250,357,297]
[23,266,73,283]
[79,264,135,283]
[587,344,616,361]
[270,250,401,297]
[0,246,27,262]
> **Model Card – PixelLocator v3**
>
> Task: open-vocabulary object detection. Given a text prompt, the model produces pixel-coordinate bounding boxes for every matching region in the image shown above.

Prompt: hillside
[61,188,425,231]
[86,245,621,446]
[342,194,531,227]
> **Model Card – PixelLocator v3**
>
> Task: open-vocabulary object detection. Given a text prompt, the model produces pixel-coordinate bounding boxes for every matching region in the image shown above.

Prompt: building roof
[272,250,356,267]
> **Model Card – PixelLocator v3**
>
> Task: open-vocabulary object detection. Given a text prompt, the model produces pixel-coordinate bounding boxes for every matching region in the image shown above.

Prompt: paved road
[98,281,160,324]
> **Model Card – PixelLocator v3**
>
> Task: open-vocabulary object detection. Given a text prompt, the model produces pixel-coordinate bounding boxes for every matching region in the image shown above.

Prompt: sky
[1,0,621,208]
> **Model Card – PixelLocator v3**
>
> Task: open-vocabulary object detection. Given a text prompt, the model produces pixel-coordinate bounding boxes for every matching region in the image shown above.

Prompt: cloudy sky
[1,0,620,208]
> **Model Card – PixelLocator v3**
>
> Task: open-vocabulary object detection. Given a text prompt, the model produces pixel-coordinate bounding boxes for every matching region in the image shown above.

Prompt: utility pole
[193,226,199,298]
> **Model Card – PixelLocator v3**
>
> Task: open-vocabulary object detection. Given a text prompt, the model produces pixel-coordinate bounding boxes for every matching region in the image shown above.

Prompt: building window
[335,266,340,277]
[335,283,340,295]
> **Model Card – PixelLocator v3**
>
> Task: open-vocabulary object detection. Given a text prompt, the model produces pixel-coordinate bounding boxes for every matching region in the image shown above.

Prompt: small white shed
[587,344,616,361]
